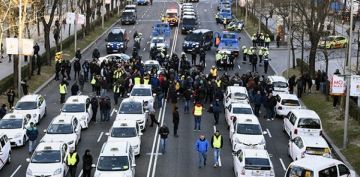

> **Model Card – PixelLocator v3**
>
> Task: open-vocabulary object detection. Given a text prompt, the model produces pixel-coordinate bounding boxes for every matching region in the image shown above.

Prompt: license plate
[126,22,129,24]
[113,50,118,52]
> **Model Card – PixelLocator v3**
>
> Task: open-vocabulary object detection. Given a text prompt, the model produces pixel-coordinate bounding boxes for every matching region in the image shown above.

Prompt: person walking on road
[172,106,179,137]
[6,88,15,108]
[145,100,160,127]
[71,82,79,96]
[159,124,169,154]
[26,122,38,154]
[211,99,221,125]
[82,149,93,177]
[253,90,263,117]
[91,97,98,122]
[21,79,29,95]
[211,130,223,167]
[75,48,82,60]
[193,102,203,131]
[59,79,68,104]
[195,134,209,168]
[73,58,81,79]
[67,148,80,177]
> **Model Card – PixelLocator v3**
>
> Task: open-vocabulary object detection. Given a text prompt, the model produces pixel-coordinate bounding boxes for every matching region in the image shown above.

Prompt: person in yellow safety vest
[252,34,257,47]
[259,33,265,46]
[263,47,269,58]
[193,102,203,131]
[247,47,254,64]
[265,34,271,48]
[134,75,141,85]
[215,52,222,67]
[215,78,222,90]
[113,69,122,80]
[210,66,218,79]
[161,14,165,22]
[90,75,96,92]
[113,82,121,105]
[59,80,68,104]
[67,148,79,177]
[143,75,150,85]
[258,47,265,65]
[211,130,223,167]
[242,46,247,63]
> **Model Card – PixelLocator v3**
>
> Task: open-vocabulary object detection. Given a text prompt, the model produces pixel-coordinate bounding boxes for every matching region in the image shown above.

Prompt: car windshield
[183,18,196,25]
[145,64,160,72]
[232,107,252,114]
[234,93,248,100]
[107,32,124,42]
[222,33,236,39]
[285,165,314,177]
[0,119,23,129]
[167,12,177,17]
[119,102,142,114]
[305,147,329,156]
[156,23,169,28]
[122,12,134,17]
[131,88,152,96]
[111,127,137,138]
[281,99,300,106]
[97,156,129,171]
[221,9,231,13]
[47,124,73,134]
[298,118,321,129]
[273,81,288,88]
[237,124,262,135]
[245,158,271,170]
[62,103,85,112]
[185,33,202,42]
[15,101,37,110]
[31,150,61,163]
[152,38,164,43]
[323,36,336,41]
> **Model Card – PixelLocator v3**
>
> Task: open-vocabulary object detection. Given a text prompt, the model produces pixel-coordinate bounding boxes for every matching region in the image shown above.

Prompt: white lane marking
[146,153,163,155]
[77,170,83,177]
[110,109,115,117]
[10,165,21,177]
[151,99,167,177]
[146,100,164,177]
[266,128,272,138]
[143,48,146,51]
[279,158,287,171]
[213,125,216,133]
[97,132,104,142]
[238,65,241,69]
[218,155,222,167]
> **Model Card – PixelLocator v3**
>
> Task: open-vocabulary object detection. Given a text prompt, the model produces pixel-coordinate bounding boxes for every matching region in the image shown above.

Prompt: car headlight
[182,27,185,30]
[26,168,33,176]
[53,168,62,175]
[68,140,74,145]
[14,133,22,138]
[235,138,243,144]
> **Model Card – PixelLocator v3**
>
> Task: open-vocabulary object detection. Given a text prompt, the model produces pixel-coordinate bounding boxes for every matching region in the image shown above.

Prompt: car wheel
[22,136,27,146]
[6,152,11,164]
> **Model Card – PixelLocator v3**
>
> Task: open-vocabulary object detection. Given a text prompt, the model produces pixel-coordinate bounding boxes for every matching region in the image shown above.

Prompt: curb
[34,18,122,94]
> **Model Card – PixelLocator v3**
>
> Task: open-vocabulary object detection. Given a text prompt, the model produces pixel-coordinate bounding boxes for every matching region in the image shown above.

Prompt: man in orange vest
[193,102,203,131]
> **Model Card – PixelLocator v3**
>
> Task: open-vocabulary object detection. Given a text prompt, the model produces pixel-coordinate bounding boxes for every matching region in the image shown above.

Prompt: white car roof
[166,9,178,13]
[132,84,152,90]
[242,149,270,159]
[123,9,136,13]
[290,109,320,120]
[144,60,160,65]
[36,142,63,151]
[125,5,136,8]
[152,36,165,40]
[182,8,195,12]
[52,115,75,124]
[2,113,27,119]
[228,86,248,93]
[100,141,130,156]
[19,94,41,102]
[121,98,143,104]
[298,136,329,148]
[65,95,89,104]
[112,120,138,128]
[268,75,288,83]
[231,102,252,108]
[277,93,299,100]
[288,156,345,171]
[234,114,258,123]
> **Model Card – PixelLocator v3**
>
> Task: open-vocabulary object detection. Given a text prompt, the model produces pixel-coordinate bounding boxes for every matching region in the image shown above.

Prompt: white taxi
[26,142,69,177]
[0,133,11,170]
[233,149,275,177]
[60,95,93,129]
[275,93,301,117]
[284,109,322,139]
[116,98,148,131]
[0,113,31,146]
[266,75,289,95]
[129,84,154,105]
[225,102,253,127]
[93,141,136,177]
[106,120,142,156]
[41,115,81,150]
[230,115,267,151]
[13,94,47,124]
[288,135,331,161]
[224,85,249,108]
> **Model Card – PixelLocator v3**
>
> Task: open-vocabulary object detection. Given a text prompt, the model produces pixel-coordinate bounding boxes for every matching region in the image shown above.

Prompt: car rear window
[245,158,271,170]
[286,165,314,177]
[281,99,300,106]
[297,118,321,129]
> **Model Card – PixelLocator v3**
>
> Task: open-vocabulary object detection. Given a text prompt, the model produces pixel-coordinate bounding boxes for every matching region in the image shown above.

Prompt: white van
[283,109,322,139]
[285,156,356,177]
[0,133,11,170]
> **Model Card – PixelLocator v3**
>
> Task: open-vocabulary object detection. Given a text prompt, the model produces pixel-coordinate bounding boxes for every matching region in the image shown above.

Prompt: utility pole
[18,0,23,97]
[357,29,359,72]
[74,0,77,53]
[286,0,293,78]
[59,0,63,51]
[343,0,355,149]
[102,0,105,29]
[236,0,238,18]
[245,0,248,26]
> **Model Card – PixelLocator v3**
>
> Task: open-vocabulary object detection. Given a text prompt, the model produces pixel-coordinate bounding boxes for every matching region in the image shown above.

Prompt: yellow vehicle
[318,35,348,49]
[165,9,179,26]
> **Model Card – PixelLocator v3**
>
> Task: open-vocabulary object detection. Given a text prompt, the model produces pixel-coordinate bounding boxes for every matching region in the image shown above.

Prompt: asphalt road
[0,0,294,177]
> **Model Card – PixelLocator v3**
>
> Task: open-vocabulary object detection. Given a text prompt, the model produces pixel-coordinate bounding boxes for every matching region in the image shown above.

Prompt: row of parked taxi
[223,74,356,177]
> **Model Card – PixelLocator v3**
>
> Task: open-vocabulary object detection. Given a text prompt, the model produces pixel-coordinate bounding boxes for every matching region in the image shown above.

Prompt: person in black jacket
[73,59,81,79]
[6,89,15,108]
[75,48,82,60]
[71,82,79,95]
[55,60,61,80]
[82,149,93,177]
[172,107,179,137]
[296,76,304,98]
[92,48,100,59]
[65,60,72,80]
[211,99,221,125]
[0,104,7,119]
[159,125,169,154]
[91,97,98,122]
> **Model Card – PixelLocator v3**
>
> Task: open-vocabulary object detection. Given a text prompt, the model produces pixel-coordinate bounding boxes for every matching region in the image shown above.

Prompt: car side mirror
[290,138,295,142]
[145,110,149,113]
[132,163,137,167]
[75,128,79,132]
[91,164,96,168]
[262,131,268,135]
[43,129,47,133]
[0,151,3,155]
[105,132,110,136]
[26,158,30,162]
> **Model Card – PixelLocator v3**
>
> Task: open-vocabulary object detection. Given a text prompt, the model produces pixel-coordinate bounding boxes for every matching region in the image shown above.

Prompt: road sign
[330,75,346,96]
[105,0,111,4]
[350,75,360,96]
[21,39,34,55]
[66,12,75,24]
[77,14,86,25]
[5,38,18,55]
[5,38,34,55]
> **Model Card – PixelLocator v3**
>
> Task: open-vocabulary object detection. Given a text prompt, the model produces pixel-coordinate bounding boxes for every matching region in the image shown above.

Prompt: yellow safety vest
[134,77,141,85]
[194,106,202,116]
[144,78,150,85]
[59,84,67,94]
[213,135,222,148]
[216,80,221,87]
[265,37,271,43]
[113,85,121,93]
[210,68,217,77]
[113,71,122,79]
[243,48,248,55]
[216,53,222,61]
[91,76,96,85]
[67,153,77,166]
[175,82,180,91]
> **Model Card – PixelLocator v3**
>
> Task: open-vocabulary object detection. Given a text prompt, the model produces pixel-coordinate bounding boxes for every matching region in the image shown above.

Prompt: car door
[290,137,303,160]
[338,164,351,177]
[225,104,232,125]
[285,113,296,136]
[38,96,46,118]
[73,118,81,143]
[233,151,243,177]
[275,95,282,111]
[86,98,93,123]
[0,141,4,169]
[0,136,9,167]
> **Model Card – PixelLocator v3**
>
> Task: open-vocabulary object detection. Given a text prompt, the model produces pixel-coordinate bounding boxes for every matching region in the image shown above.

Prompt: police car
[230,115,266,151]
[106,120,142,156]
[129,84,154,105]
[60,96,93,129]
[288,135,331,161]
[13,94,47,124]
[116,98,148,131]
[224,85,249,108]
[41,115,81,150]
[233,149,275,177]
[0,133,11,170]
[0,113,31,146]
[93,141,136,177]
[266,75,289,95]
[225,102,253,127]
[275,93,301,117]
[26,142,69,177]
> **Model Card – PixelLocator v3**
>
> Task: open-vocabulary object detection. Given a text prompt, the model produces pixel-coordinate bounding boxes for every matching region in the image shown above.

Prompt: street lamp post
[286,0,293,78]
[18,0,23,97]
[258,0,262,33]
[74,0,78,53]
[245,0,248,26]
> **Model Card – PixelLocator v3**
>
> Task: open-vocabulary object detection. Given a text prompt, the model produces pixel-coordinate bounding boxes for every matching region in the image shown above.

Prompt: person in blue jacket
[195,134,209,168]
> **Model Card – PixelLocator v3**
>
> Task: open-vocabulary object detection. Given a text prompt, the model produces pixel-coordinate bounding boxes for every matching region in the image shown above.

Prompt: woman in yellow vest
[211,130,223,167]
[193,102,203,131]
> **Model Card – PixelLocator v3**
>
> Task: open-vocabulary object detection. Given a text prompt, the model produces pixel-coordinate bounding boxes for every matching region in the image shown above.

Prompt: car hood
[60,112,87,119]
[28,162,63,175]
[0,129,23,139]
[116,113,145,122]
[108,136,140,146]
[95,171,129,177]
[233,134,265,145]
[13,109,38,116]
[150,42,166,48]
[129,96,154,103]
[42,133,77,144]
